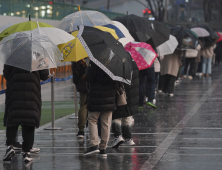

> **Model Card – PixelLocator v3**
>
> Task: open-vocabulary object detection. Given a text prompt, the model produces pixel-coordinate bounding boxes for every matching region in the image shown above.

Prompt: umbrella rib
[84,12,96,26]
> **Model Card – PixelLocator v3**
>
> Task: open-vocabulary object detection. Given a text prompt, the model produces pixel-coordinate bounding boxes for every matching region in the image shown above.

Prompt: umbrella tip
[29,15,31,21]
[78,6,81,11]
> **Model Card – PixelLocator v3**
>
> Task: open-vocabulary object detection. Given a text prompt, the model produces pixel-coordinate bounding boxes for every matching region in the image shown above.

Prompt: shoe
[147,102,157,108]
[206,74,210,77]
[23,152,33,162]
[30,148,40,154]
[97,149,107,158]
[121,139,135,146]
[145,97,148,102]
[183,75,187,78]
[152,99,156,105]
[3,146,15,161]
[158,90,162,93]
[84,145,99,156]
[169,93,174,97]
[188,76,193,80]
[138,106,143,110]
[76,131,84,138]
[175,80,180,83]
[111,135,124,148]
[13,142,22,150]
[202,73,205,77]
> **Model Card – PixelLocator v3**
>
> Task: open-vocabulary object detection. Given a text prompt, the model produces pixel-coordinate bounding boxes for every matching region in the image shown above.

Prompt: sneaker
[169,93,174,97]
[76,131,84,138]
[175,80,180,83]
[23,152,33,162]
[30,148,40,154]
[83,145,99,156]
[147,102,157,108]
[3,146,15,161]
[152,99,156,105]
[188,76,193,80]
[145,97,148,102]
[121,139,135,146]
[183,75,187,78]
[13,142,22,150]
[111,135,124,148]
[158,90,163,93]
[97,149,107,158]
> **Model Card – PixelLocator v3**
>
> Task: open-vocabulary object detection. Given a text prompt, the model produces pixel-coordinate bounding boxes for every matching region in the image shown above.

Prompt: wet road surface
[1,66,222,169]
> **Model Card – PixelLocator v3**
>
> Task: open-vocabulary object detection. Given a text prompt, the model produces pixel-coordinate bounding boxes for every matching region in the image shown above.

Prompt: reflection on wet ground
[1,66,222,169]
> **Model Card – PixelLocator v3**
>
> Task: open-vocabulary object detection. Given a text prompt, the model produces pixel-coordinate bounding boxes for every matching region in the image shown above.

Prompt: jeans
[6,125,35,152]
[139,67,155,105]
[202,58,212,74]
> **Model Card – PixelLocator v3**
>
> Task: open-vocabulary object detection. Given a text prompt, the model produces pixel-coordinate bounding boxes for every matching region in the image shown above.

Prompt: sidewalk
[1,66,222,170]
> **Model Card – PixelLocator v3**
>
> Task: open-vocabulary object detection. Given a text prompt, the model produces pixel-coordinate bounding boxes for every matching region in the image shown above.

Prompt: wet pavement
[1,66,222,169]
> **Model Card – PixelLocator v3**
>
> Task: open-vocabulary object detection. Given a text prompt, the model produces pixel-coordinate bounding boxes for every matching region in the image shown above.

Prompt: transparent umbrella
[0,32,62,71]
[57,10,113,32]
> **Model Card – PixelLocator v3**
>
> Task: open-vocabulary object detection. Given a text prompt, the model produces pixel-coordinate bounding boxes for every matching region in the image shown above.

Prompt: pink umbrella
[124,42,157,70]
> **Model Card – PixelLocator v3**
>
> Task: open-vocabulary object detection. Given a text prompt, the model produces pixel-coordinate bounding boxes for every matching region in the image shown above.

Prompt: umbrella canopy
[58,26,121,62]
[0,32,62,71]
[57,10,113,32]
[190,27,210,37]
[103,24,125,39]
[0,21,74,45]
[216,32,222,42]
[197,25,219,40]
[156,35,178,56]
[124,42,157,70]
[170,26,198,50]
[0,23,11,33]
[112,21,134,46]
[77,26,132,85]
[114,14,170,47]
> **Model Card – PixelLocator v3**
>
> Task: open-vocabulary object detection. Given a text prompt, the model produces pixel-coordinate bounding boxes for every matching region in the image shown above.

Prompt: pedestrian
[3,65,49,162]
[201,44,216,77]
[158,49,182,97]
[111,60,139,148]
[154,57,160,91]
[214,41,222,66]
[83,61,118,157]
[71,59,88,138]
[184,44,201,79]
[139,62,156,109]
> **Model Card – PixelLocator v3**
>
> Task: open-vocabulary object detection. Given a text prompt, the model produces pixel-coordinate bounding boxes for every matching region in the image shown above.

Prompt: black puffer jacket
[71,61,87,93]
[112,61,139,120]
[85,62,118,112]
[3,65,49,127]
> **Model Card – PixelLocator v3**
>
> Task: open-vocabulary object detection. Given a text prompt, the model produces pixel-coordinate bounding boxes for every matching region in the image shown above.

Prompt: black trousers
[158,74,176,94]
[6,125,35,152]
[184,58,196,77]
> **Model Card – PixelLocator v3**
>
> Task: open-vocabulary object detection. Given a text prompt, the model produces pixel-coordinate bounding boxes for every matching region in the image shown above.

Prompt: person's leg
[206,58,212,75]
[77,92,87,136]
[155,72,159,89]
[158,74,164,91]
[111,118,124,148]
[139,70,145,106]
[84,111,100,156]
[21,125,35,152]
[184,58,189,77]
[145,67,155,102]
[189,58,196,77]
[202,57,207,75]
[167,75,177,95]
[121,116,135,146]
[99,111,112,151]
[97,116,101,138]
[163,74,169,94]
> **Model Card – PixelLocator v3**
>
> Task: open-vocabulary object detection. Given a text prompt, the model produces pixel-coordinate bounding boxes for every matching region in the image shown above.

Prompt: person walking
[111,60,139,148]
[71,59,88,138]
[83,61,118,157]
[184,44,201,79]
[158,49,182,97]
[201,44,216,77]
[3,65,49,162]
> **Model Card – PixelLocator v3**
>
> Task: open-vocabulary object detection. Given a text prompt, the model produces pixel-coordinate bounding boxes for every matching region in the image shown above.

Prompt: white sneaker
[121,139,135,146]
[188,76,193,80]
[175,80,180,83]
[183,75,187,78]
[169,93,174,97]
[111,135,124,148]
[30,148,40,154]
[145,97,148,102]
[152,99,156,105]
[158,90,162,93]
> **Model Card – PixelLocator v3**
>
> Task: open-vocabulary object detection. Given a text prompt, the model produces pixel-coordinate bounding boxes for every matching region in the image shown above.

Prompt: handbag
[117,84,127,106]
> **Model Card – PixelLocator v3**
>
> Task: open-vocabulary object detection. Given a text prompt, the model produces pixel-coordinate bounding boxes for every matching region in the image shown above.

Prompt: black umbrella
[114,14,170,47]
[169,26,199,49]
[77,26,132,85]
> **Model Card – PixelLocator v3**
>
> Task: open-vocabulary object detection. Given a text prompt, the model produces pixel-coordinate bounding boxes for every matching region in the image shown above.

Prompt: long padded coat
[85,62,118,112]
[3,65,49,127]
[112,61,139,120]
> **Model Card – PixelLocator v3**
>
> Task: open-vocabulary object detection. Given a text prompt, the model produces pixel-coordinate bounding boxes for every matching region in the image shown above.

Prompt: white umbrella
[156,35,178,56]
[190,27,210,37]
[112,21,134,46]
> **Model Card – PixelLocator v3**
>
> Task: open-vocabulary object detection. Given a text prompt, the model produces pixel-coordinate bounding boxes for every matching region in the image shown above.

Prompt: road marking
[140,77,222,170]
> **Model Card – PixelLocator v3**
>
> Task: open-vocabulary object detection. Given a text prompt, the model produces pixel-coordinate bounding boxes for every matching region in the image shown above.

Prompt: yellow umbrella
[58,26,119,62]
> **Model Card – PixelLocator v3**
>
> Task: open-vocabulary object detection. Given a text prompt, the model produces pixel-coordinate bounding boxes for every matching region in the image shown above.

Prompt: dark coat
[85,62,118,112]
[3,65,49,127]
[71,61,87,93]
[112,61,139,120]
